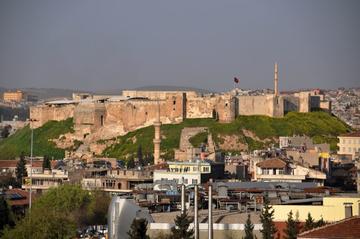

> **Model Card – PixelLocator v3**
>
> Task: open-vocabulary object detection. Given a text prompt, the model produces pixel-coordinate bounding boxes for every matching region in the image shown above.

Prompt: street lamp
[29,118,37,211]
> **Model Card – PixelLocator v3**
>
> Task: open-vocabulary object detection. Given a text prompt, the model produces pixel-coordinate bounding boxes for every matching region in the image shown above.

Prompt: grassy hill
[0,118,74,160]
[0,112,350,161]
[102,112,351,161]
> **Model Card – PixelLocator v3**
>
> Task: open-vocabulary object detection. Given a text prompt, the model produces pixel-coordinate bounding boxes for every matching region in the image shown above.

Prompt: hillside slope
[0,118,74,160]
[0,112,350,161]
[102,112,350,161]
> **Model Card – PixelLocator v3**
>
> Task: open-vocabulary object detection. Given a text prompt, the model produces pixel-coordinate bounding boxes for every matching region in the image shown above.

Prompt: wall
[237,95,283,117]
[149,223,262,239]
[30,104,75,128]
[272,196,360,222]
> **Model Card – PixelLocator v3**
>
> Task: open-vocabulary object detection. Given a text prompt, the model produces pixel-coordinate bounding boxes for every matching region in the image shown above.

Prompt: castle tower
[274,62,279,96]
[153,101,162,165]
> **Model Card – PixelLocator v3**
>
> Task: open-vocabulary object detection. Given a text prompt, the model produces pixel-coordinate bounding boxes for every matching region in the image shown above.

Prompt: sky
[0,0,359,92]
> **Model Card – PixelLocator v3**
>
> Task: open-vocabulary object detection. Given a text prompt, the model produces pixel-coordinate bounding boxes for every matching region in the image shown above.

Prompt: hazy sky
[0,0,359,92]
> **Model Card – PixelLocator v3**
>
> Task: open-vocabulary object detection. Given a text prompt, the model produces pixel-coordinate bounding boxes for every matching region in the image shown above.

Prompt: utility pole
[29,120,34,211]
[194,185,199,239]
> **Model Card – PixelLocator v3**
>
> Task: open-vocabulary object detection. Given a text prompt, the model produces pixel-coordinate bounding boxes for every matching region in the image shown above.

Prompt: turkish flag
[234,77,239,84]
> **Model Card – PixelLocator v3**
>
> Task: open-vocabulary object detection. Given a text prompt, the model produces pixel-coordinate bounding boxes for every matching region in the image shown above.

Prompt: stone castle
[30,63,331,142]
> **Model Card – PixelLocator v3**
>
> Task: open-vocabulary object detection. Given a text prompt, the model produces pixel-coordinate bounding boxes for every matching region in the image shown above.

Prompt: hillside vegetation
[103,112,350,160]
[0,118,74,160]
[0,112,350,161]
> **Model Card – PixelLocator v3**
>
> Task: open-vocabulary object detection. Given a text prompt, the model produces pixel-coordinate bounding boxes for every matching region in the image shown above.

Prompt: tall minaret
[274,62,279,96]
[153,100,162,165]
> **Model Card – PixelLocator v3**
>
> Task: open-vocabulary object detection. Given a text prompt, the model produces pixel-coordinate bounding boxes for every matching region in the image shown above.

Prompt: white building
[153,160,212,186]
[337,131,360,159]
[254,158,326,185]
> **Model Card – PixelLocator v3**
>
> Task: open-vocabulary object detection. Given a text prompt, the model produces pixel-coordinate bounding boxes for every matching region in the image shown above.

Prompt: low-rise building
[81,168,153,192]
[22,169,69,193]
[153,160,224,186]
[254,158,326,184]
[272,195,360,223]
[337,131,360,159]
[3,90,24,102]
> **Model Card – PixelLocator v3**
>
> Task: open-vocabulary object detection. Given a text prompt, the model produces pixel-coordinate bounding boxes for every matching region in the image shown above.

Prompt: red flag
[234,77,239,84]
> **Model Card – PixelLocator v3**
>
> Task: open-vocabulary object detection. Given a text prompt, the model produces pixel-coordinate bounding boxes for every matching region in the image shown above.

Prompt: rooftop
[256,158,287,169]
[340,131,360,137]
[298,216,360,239]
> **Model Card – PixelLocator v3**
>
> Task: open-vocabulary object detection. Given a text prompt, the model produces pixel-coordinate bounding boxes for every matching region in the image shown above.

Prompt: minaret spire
[153,100,162,165]
[274,62,279,96]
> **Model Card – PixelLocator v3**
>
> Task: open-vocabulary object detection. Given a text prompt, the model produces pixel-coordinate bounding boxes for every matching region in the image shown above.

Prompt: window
[278,169,284,175]
[344,203,353,218]
[184,179,188,184]
[203,167,210,172]
[263,169,270,175]
[192,179,198,184]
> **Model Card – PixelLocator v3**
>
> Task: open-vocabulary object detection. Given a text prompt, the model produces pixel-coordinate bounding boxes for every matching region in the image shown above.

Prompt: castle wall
[104,96,184,133]
[30,104,75,128]
[237,95,278,117]
[282,95,299,113]
[186,96,217,119]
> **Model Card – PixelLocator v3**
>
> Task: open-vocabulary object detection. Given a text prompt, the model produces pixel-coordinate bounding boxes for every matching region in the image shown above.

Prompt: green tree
[244,213,254,239]
[0,196,14,235]
[1,184,94,239]
[315,217,325,228]
[127,156,135,169]
[303,213,315,231]
[171,212,194,239]
[260,194,277,239]
[42,155,51,170]
[15,152,27,186]
[1,125,11,138]
[87,190,111,226]
[283,211,299,239]
[127,218,149,239]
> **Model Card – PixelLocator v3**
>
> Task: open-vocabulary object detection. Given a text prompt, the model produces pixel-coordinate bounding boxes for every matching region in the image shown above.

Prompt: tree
[260,194,277,239]
[1,125,11,138]
[283,210,299,239]
[127,156,135,169]
[127,218,149,239]
[303,213,315,231]
[15,152,27,186]
[0,196,14,235]
[315,217,325,228]
[244,213,254,239]
[137,144,144,166]
[42,155,51,170]
[171,212,194,239]
[1,185,94,239]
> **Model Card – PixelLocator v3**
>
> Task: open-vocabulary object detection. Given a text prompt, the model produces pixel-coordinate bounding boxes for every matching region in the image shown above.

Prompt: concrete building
[22,169,69,193]
[3,90,24,102]
[153,160,224,186]
[337,131,360,159]
[81,168,153,192]
[254,158,326,184]
[272,195,360,223]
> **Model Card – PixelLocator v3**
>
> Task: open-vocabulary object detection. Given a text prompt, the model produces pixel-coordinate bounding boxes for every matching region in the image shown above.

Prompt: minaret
[274,62,279,96]
[153,100,161,165]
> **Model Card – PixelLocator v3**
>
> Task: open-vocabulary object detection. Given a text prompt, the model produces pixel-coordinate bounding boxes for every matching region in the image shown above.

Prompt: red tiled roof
[340,131,360,137]
[298,216,360,239]
[256,158,287,169]
[0,160,18,168]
